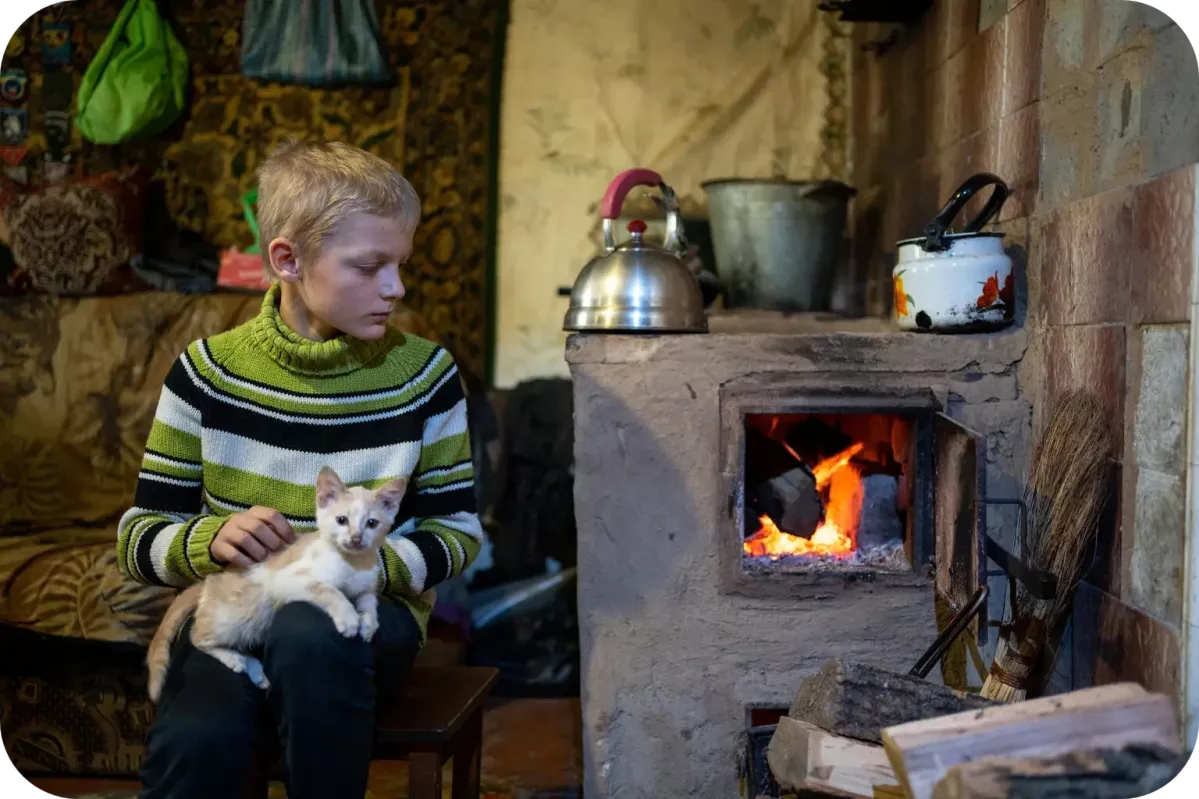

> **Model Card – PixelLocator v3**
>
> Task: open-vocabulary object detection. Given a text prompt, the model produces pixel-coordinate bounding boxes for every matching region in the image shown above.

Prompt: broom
[981,389,1113,702]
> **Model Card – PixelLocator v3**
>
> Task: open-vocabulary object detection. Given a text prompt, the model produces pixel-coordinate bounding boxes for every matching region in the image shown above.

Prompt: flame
[811,442,863,488]
[743,514,855,559]
[743,442,865,561]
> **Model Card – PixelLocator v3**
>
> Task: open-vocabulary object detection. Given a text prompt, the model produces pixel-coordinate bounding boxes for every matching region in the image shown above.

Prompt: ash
[743,538,910,574]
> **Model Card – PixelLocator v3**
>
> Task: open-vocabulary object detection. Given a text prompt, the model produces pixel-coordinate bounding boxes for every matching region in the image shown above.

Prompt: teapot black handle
[922,173,1010,252]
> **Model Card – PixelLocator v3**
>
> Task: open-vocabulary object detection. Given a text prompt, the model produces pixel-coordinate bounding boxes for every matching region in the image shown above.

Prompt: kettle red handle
[601,168,664,220]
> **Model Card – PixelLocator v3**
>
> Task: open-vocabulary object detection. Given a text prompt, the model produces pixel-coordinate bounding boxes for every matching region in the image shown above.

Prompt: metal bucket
[702,179,856,312]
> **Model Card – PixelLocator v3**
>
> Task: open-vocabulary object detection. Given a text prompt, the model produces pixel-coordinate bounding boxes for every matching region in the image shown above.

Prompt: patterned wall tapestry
[2,0,506,380]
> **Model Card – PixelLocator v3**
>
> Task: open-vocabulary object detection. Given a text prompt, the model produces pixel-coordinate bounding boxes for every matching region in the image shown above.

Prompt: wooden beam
[768,716,902,799]
[789,659,993,745]
[881,683,1181,799]
[931,744,1185,799]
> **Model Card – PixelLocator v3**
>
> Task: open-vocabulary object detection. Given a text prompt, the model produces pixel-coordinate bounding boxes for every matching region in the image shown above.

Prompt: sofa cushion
[0,526,174,645]
[0,291,261,531]
[0,168,152,296]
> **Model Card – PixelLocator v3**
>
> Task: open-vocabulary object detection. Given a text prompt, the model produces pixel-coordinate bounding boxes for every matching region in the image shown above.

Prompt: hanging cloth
[241,0,394,86]
[76,0,189,145]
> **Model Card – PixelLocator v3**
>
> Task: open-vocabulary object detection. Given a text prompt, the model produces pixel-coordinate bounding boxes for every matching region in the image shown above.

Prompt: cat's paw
[331,606,360,638]
[244,658,270,691]
[359,612,379,642]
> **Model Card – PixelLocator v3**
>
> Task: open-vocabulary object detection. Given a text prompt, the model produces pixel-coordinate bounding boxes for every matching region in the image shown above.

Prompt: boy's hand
[210,507,296,569]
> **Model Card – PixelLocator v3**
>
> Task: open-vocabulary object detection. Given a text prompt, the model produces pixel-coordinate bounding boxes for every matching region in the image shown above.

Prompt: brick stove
[567,314,1032,797]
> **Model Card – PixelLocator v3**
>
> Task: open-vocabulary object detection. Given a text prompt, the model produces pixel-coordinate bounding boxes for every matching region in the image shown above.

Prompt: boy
[117,140,482,799]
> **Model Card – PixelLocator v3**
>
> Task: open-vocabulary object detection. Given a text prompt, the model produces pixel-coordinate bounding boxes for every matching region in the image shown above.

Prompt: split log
[767,716,900,798]
[856,475,903,549]
[931,744,1185,799]
[789,659,993,745]
[771,466,822,539]
[881,683,1181,799]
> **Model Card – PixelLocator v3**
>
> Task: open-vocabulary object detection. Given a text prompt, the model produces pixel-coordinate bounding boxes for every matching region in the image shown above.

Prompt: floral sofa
[0,290,446,778]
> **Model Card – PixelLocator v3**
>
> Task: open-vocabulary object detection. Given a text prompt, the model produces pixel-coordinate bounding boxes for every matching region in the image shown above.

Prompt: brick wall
[849,0,1198,701]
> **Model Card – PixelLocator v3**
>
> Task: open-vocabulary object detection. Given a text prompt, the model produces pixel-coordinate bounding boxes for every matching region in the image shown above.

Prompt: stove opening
[742,412,919,573]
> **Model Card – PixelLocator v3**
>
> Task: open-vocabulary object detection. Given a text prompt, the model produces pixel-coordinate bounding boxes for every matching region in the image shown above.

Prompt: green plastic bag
[76,0,189,145]
[241,187,262,255]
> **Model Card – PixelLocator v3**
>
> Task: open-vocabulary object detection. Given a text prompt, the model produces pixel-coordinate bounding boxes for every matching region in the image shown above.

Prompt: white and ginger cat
[146,466,406,702]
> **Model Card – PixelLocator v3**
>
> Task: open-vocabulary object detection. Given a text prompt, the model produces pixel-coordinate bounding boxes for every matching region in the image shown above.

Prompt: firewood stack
[766,659,1186,799]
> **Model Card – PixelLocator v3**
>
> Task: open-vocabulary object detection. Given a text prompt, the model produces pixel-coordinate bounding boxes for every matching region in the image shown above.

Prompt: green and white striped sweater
[117,284,482,637]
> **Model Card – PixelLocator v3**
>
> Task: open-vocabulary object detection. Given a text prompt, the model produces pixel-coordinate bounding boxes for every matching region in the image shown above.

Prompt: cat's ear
[316,466,345,508]
[374,477,408,514]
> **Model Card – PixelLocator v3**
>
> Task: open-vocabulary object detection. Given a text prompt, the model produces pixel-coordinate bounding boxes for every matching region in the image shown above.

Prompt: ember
[744,513,854,559]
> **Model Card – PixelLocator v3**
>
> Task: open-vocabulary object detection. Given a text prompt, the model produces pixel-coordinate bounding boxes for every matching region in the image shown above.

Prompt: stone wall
[848,0,1197,703]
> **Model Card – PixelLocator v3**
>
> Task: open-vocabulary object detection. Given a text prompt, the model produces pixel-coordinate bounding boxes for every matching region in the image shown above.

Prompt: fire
[811,442,863,488]
[743,442,865,560]
[743,514,855,559]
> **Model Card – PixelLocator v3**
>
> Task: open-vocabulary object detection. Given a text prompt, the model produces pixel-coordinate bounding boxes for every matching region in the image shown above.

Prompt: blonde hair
[256,139,421,279]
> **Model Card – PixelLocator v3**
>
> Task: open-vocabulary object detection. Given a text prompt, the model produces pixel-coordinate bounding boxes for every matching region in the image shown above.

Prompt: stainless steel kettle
[562,169,708,334]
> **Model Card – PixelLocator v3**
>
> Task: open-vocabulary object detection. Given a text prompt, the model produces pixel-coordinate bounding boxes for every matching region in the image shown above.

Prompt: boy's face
[271,212,414,341]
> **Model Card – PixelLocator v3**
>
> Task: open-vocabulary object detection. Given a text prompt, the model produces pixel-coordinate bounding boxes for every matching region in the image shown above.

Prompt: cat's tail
[146,582,203,703]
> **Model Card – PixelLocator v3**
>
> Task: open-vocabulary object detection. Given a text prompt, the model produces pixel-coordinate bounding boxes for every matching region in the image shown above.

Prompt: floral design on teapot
[893,271,915,318]
[975,272,1015,315]
[977,274,1000,309]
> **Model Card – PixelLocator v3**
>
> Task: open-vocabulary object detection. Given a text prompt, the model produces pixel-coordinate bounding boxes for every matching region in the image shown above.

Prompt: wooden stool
[375,666,499,799]
[246,666,499,799]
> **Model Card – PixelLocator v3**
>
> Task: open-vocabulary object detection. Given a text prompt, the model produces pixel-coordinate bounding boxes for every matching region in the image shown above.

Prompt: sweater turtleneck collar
[247,284,395,375]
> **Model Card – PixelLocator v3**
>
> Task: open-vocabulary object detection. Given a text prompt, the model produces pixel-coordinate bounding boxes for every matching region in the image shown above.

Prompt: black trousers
[140,598,422,799]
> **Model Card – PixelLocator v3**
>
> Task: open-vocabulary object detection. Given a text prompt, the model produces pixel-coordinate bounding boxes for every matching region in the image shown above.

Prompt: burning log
[767,716,900,799]
[746,467,820,542]
[857,474,903,549]
[773,466,823,539]
[930,744,1186,799]
[788,660,993,745]
[881,683,1181,799]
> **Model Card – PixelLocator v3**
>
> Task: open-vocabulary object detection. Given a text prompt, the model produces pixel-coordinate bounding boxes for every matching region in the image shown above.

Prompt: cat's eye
[335,515,348,525]
[365,518,379,529]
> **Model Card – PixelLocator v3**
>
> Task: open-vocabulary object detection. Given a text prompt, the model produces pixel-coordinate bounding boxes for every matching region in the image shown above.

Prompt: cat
[146,466,406,702]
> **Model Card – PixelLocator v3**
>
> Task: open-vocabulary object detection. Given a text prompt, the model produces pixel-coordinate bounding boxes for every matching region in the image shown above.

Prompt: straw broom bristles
[981,389,1113,702]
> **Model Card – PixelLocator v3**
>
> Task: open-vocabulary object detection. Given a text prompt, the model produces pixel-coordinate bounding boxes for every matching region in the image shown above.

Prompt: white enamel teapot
[892,173,1013,333]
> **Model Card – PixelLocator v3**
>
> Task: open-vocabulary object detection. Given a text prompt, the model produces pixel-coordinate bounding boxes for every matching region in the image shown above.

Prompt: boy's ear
[268,238,301,282]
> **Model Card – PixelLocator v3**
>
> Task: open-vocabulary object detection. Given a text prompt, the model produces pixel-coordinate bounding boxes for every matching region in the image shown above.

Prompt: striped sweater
[117,285,483,637]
